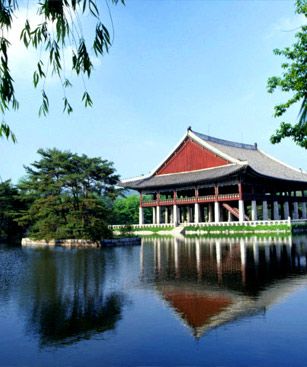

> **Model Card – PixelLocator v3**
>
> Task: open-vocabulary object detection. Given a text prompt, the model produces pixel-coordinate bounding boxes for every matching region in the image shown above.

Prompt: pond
[1,235,307,366]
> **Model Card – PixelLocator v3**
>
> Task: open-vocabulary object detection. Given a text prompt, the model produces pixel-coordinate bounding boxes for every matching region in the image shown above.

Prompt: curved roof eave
[246,166,307,185]
[120,164,246,191]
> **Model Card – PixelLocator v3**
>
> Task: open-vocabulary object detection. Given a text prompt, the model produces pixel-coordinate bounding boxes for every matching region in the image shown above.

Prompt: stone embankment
[21,237,141,248]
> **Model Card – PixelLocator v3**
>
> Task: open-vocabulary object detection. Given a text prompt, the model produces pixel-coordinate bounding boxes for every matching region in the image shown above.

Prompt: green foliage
[18,148,120,241]
[0,180,25,243]
[267,0,307,148]
[112,194,153,225]
[0,0,125,141]
[112,195,140,225]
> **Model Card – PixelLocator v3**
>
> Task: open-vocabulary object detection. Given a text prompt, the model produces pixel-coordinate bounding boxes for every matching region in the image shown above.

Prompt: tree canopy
[112,195,139,225]
[18,148,119,241]
[267,0,307,148]
[0,0,124,141]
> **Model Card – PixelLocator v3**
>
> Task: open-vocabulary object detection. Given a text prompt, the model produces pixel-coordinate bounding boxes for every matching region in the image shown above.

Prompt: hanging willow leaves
[82,91,93,107]
[0,0,125,142]
[39,90,49,117]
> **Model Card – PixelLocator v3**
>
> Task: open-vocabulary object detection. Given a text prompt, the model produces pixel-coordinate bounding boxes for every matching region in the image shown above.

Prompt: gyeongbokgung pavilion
[121,128,307,225]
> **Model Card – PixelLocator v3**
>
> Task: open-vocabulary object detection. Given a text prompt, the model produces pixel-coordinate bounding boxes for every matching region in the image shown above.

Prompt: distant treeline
[0,148,141,244]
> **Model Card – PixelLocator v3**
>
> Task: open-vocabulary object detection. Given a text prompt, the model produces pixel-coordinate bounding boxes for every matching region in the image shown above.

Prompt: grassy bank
[114,225,174,235]
[184,223,291,234]
[111,221,307,236]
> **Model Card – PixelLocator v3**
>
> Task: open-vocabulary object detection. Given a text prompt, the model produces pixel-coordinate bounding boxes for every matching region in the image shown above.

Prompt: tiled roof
[120,164,245,190]
[193,131,307,183]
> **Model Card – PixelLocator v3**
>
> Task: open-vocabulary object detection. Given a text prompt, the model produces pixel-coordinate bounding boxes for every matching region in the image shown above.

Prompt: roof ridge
[193,130,257,151]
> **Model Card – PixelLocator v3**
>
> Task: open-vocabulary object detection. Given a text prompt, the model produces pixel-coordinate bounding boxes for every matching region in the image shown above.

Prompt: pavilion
[121,128,307,225]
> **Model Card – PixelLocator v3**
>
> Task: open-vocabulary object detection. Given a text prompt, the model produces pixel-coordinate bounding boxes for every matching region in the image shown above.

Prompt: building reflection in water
[21,248,125,347]
[140,235,307,338]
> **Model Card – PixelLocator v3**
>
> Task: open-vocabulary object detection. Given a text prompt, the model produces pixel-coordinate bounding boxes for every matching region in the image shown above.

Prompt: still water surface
[1,235,307,366]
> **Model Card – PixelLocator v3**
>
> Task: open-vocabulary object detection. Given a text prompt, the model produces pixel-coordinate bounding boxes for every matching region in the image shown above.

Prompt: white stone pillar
[152,207,156,224]
[284,201,290,219]
[214,201,220,223]
[208,204,213,222]
[164,207,169,224]
[173,204,178,226]
[180,207,184,223]
[251,200,257,221]
[239,200,245,222]
[302,202,307,219]
[262,201,268,220]
[273,201,279,220]
[187,206,191,223]
[194,203,199,224]
[139,206,144,225]
[227,211,233,222]
[293,202,299,219]
[156,206,161,224]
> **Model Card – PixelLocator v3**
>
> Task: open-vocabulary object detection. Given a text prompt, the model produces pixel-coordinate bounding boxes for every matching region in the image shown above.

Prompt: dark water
[1,235,307,366]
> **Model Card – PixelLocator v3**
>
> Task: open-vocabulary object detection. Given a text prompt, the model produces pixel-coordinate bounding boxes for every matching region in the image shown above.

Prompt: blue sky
[1,0,306,183]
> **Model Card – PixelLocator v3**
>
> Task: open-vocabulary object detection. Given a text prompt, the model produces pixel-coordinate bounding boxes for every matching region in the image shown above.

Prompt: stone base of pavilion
[111,218,307,236]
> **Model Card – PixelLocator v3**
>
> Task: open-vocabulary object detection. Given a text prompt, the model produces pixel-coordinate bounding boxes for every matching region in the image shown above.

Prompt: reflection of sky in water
[0,235,307,366]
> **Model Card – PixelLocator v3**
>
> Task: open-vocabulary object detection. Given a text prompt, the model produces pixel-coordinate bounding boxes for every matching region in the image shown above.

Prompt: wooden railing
[160,199,174,205]
[176,197,197,204]
[217,193,240,200]
[142,193,241,206]
[142,200,157,207]
[198,195,215,202]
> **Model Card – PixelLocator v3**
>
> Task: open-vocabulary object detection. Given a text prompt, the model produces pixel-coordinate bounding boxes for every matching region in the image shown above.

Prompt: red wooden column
[140,191,143,207]
[195,188,199,201]
[173,190,177,202]
[214,185,219,198]
[238,183,243,200]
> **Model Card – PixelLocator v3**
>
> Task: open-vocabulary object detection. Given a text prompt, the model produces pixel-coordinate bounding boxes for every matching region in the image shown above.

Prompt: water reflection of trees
[22,248,124,347]
[140,235,307,338]
[0,244,26,297]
